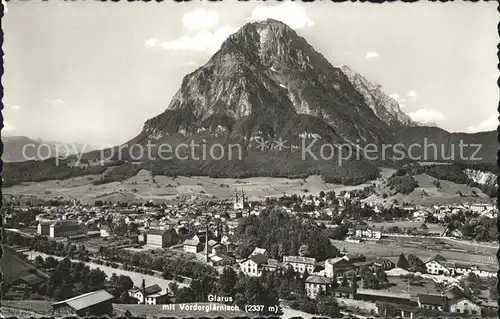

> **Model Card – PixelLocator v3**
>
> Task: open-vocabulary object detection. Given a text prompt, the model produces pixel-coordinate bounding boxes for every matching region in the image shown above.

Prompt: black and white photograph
[1,1,498,318]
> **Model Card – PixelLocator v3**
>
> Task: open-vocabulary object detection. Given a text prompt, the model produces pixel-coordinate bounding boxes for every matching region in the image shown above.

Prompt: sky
[2,1,498,146]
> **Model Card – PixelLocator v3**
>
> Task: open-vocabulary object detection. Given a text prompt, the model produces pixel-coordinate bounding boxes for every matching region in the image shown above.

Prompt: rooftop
[247,253,269,265]
[305,275,332,285]
[283,256,316,265]
[52,290,114,311]
[418,294,446,306]
[144,284,162,296]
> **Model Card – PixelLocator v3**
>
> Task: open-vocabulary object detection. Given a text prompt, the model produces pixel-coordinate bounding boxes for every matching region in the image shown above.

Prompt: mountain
[393,127,497,164]
[2,136,98,162]
[338,65,415,127]
[2,19,497,188]
[135,19,396,146]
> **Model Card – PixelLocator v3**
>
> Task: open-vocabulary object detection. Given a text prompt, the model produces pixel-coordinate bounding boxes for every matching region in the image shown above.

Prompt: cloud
[182,9,219,31]
[365,51,379,59]
[408,109,444,123]
[160,26,238,55]
[145,38,160,48]
[43,99,65,107]
[3,121,15,132]
[10,105,21,111]
[248,2,314,30]
[407,90,417,100]
[467,115,498,133]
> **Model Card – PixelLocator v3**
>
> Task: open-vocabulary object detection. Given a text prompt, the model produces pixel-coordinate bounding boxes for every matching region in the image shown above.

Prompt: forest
[233,208,341,261]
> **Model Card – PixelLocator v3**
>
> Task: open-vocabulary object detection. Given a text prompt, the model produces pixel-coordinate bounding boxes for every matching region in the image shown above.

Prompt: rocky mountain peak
[140,19,397,146]
[339,65,415,127]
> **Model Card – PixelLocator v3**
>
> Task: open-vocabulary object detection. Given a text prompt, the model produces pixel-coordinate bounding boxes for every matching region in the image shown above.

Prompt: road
[24,251,187,291]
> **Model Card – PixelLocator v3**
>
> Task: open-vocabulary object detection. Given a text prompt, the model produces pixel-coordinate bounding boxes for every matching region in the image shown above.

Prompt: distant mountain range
[2,136,98,162]
[2,19,497,186]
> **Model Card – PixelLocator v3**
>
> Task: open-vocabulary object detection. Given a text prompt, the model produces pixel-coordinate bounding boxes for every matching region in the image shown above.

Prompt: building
[49,220,87,238]
[305,275,332,299]
[37,221,53,236]
[129,282,169,305]
[449,297,481,315]
[424,255,451,276]
[99,224,111,237]
[417,294,448,312]
[373,258,395,271]
[283,256,316,274]
[325,257,353,277]
[250,247,268,257]
[183,239,202,253]
[146,228,180,248]
[209,254,235,267]
[376,302,420,319]
[353,226,381,239]
[239,253,269,277]
[357,289,414,306]
[51,290,114,316]
[331,286,357,299]
[233,189,247,210]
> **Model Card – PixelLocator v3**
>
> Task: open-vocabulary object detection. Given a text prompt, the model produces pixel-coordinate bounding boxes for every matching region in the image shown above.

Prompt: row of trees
[96,245,218,281]
[31,256,108,301]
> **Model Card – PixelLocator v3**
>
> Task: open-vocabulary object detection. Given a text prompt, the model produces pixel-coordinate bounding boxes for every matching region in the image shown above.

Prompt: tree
[317,294,341,318]
[55,282,74,301]
[397,254,410,270]
[33,255,45,269]
[298,245,310,257]
[407,254,426,273]
[217,267,237,297]
[169,282,179,295]
[119,290,133,304]
[489,279,498,300]
[421,223,428,230]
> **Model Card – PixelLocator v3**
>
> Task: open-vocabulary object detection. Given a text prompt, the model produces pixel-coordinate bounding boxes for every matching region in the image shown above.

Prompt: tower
[205,223,209,263]
[233,189,246,210]
[141,279,146,304]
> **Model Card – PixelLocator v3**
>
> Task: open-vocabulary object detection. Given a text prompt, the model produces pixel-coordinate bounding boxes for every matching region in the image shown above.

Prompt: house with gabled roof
[417,294,449,312]
[449,296,481,315]
[305,275,332,299]
[424,255,451,276]
[239,253,270,277]
[283,255,316,274]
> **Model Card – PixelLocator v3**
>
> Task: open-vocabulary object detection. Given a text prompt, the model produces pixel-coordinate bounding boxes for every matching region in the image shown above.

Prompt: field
[368,220,447,235]
[366,173,495,206]
[330,238,498,267]
[1,300,53,316]
[4,168,396,204]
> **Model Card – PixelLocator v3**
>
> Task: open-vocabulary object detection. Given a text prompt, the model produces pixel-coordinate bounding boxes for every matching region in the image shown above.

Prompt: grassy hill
[1,248,49,286]
[367,173,495,206]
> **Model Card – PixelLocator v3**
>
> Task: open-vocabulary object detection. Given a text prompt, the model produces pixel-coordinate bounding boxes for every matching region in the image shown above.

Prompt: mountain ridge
[2,19,497,188]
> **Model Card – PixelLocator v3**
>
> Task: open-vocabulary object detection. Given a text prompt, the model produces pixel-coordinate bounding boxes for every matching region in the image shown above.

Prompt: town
[2,187,498,318]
